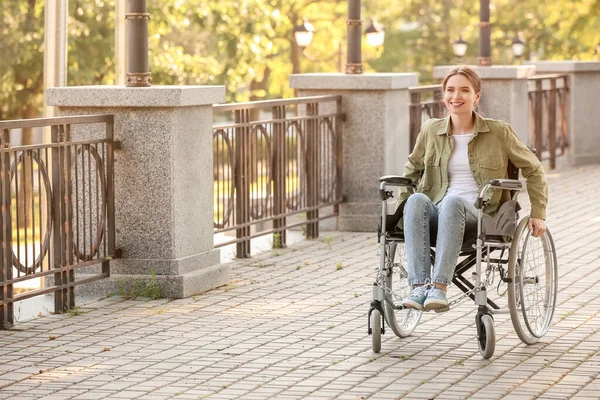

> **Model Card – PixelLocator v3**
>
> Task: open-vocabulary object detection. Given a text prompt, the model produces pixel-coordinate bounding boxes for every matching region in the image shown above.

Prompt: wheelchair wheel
[371,309,382,353]
[382,242,422,338]
[508,217,558,345]
[477,314,496,359]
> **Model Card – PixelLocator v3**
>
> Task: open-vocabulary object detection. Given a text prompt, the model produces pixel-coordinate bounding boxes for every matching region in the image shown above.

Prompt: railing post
[51,125,65,313]
[105,117,115,279]
[560,76,569,155]
[335,97,343,215]
[534,80,543,161]
[234,110,251,258]
[305,102,319,239]
[272,106,287,248]
[409,91,422,152]
[548,79,557,169]
[0,129,13,328]
[63,124,75,310]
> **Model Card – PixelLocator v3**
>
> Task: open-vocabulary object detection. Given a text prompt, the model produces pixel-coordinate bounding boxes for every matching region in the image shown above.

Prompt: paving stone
[1,161,599,399]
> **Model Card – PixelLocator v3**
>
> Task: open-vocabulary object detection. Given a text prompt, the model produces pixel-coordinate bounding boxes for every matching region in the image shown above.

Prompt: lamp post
[126,0,151,87]
[512,34,525,60]
[293,18,315,48]
[364,19,385,48]
[346,0,363,74]
[478,0,492,66]
[293,17,384,74]
[453,35,468,61]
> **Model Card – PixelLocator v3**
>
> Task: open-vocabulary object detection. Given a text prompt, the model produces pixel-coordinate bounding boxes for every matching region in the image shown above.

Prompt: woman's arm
[503,124,548,221]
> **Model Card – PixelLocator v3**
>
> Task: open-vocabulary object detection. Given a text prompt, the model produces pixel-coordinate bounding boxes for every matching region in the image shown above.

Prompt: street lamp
[511,35,525,59]
[364,19,385,48]
[453,35,468,59]
[293,18,315,48]
[294,17,385,72]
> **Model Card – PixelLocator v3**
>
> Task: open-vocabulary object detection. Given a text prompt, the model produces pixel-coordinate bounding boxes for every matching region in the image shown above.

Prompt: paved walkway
[1,162,600,400]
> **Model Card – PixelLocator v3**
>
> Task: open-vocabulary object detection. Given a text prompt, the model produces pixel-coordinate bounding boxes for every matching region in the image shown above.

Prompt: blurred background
[2,0,600,122]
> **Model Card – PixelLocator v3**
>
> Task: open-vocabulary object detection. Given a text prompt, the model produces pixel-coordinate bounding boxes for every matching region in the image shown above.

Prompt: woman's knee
[404,193,433,221]
[439,195,467,213]
[406,193,430,209]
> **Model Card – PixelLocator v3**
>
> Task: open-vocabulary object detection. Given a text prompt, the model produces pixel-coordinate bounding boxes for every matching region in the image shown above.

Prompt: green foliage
[272,233,283,249]
[69,0,116,86]
[0,0,44,120]
[66,307,83,317]
[115,270,164,300]
[4,0,600,119]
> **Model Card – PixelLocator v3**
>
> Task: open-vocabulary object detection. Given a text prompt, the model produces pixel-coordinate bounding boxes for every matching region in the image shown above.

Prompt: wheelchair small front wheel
[477,314,496,359]
[371,309,382,353]
[508,217,558,345]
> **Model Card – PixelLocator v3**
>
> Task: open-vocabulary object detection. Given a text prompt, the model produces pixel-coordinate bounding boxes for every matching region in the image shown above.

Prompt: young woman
[400,66,548,312]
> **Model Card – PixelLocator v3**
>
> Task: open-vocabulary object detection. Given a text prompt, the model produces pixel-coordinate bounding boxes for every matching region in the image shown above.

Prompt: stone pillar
[290,73,418,231]
[46,86,229,298]
[524,60,600,166]
[433,65,535,143]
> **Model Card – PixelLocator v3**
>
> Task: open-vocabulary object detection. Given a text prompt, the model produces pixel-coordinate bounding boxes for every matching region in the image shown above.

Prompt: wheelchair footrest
[368,300,386,335]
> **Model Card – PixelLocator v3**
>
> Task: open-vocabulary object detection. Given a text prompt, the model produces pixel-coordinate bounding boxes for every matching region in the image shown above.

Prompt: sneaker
[401,284,432,311]
[424,287,450,313]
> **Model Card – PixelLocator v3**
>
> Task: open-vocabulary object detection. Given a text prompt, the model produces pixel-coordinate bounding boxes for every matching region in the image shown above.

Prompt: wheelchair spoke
[509,218,558,345]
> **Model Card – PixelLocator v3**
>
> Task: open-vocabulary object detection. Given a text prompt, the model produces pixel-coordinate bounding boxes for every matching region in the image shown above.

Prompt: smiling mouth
[450,102,464,107]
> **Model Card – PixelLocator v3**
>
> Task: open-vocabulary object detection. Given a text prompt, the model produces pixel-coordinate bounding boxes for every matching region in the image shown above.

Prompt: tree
[0,0,44,121]
[3,0,600,119]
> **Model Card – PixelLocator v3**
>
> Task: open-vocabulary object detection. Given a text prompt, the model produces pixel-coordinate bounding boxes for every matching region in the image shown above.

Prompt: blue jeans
[403,194,478,286]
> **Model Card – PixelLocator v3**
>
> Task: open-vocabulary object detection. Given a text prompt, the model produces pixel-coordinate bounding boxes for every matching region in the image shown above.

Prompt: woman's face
[444,74,481,117]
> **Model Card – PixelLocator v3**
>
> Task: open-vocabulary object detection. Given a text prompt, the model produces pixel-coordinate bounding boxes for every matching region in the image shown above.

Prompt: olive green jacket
[400,112,548,220]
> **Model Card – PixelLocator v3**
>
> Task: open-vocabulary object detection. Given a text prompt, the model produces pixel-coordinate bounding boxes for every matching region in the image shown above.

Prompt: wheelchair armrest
[475,179,523,209]
[489,179,523,191]
[379,175,415,187]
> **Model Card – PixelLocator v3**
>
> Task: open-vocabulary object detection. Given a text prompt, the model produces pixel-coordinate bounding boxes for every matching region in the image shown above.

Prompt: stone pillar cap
[433,65,535,80]
[290,73,419,90]
[524,60,600,73]
[46,85,226,107]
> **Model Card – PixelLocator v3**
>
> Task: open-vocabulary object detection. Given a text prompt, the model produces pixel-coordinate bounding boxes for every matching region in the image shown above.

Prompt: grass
[115,269,163,300]
[323,235,333,250]
[453,357,467,366]
[560,310,575,321]
[66,307,83,317]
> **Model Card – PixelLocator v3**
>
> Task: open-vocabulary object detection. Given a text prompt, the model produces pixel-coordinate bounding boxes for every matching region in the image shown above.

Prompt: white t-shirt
[443,133,479,204]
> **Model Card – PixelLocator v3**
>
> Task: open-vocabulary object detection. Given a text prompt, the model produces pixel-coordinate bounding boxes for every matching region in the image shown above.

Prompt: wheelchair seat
[382,197,520,253]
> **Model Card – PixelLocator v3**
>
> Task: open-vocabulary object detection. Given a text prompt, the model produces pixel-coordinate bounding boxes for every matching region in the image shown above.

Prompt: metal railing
[213,96,344,258]
[409,85,445,151]
[528,74,569,169]
[0,115,116,328]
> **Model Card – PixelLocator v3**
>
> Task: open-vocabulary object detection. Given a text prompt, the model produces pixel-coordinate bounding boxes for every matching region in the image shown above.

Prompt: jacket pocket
[479,155,505,182]
[422,153,442,189]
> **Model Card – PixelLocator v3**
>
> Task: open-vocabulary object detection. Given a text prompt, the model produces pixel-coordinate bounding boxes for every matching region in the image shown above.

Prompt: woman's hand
[528,217,547,238]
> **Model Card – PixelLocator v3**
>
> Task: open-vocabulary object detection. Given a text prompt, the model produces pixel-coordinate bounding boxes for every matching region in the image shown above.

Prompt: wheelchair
[367,164,558,359]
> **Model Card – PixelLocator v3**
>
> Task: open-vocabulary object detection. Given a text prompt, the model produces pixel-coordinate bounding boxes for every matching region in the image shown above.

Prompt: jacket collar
[436,111,491,136]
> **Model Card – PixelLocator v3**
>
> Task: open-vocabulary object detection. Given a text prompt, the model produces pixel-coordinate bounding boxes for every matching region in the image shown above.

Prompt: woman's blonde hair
[442,66,482,95]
